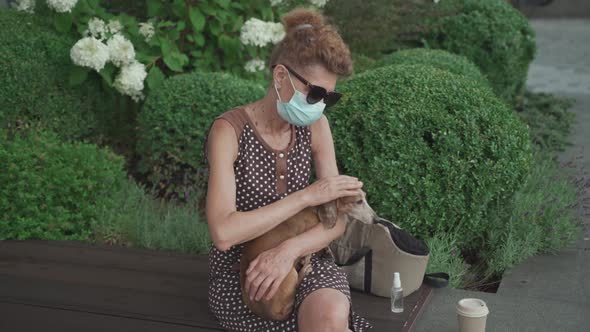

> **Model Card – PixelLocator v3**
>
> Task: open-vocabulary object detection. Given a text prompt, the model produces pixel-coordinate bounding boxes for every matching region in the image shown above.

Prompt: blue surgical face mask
[274,71,326,127]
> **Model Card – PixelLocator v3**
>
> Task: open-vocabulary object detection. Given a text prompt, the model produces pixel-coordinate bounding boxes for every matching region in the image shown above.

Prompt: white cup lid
[456,298,489,318]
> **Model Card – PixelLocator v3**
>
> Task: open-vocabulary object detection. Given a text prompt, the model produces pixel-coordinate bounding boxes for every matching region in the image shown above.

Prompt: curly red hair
[269,7,353,77]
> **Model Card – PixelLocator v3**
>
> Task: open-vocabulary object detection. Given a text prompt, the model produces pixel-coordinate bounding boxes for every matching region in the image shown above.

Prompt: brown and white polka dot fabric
[205,106,373,331]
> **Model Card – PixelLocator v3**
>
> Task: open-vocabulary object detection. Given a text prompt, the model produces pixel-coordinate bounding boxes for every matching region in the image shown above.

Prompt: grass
[425,231,470,289]
[90,177,212,255]
[481,148,584,277]
[515,90,576,153]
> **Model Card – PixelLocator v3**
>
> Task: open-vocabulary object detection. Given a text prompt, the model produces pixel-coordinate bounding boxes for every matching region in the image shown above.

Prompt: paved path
[414,19,590,332]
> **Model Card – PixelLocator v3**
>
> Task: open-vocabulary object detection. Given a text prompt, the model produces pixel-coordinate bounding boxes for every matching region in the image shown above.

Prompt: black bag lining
[375,219,430,256]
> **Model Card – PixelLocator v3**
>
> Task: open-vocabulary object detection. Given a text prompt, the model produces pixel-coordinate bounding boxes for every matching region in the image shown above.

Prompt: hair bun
[282,8,325,34]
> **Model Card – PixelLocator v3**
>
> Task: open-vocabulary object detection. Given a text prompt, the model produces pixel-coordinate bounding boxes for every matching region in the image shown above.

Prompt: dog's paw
[297,263,313,284]
[302,263,313,276]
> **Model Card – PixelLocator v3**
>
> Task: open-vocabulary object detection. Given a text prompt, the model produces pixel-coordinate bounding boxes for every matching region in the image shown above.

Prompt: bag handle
[423,272,450,288]
[335,246,373,293]
[341,246,372,266]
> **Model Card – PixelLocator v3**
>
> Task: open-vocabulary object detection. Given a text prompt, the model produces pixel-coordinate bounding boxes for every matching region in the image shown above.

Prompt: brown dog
[238,190,379,321]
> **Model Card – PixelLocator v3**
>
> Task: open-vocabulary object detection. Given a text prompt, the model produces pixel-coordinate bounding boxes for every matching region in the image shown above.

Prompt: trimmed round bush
[136,71,265,202]
[324,0,462,58]
[0,9,114,144]
[328,64,532,246]
[375,48,489,89]
[423,0,536,106]
[0,131,127,241]
[351,53,378,75]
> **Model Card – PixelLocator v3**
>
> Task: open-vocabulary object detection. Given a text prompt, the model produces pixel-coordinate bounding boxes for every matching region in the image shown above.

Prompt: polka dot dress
[205,107,373,331]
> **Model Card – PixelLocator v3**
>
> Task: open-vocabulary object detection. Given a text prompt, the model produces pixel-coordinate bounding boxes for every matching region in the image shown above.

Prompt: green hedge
[324,0,462,58]
[423,0,536,106]
[328,64,532,246]
[352,53,378,75]
[0,130,127,241]
[0,8,115,144]
[136,71,265,202]
[375,48,489,89]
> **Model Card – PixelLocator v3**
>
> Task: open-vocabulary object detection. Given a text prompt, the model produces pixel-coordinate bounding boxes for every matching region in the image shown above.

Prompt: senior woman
[204,7,372,332]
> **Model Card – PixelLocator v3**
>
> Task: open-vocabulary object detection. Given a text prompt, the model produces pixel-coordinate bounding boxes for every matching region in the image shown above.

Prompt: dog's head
[317,190,380,229]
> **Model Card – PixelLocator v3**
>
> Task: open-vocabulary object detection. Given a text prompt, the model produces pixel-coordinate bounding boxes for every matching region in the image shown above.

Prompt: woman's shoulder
[203,106,249,164]
[214,105,250,140]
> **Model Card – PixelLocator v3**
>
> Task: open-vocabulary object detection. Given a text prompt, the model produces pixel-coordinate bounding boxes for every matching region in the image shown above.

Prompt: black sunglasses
[272,64,342,108]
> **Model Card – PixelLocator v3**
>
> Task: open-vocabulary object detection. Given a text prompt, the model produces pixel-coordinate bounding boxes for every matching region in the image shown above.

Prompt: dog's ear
[318,200,338,229]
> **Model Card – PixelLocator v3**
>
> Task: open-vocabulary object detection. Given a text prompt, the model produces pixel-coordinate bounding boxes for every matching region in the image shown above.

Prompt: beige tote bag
[329,218,449,298]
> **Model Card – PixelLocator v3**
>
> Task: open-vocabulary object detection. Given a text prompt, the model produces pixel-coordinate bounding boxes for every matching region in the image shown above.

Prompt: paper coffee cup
[456,298,489,332]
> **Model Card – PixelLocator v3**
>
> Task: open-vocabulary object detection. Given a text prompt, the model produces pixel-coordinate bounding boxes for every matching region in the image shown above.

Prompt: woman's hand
[302,175,363,207]
[245,243,298,302]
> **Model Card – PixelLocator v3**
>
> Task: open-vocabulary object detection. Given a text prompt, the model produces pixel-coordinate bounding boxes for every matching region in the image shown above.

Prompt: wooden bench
[0,240,432,331]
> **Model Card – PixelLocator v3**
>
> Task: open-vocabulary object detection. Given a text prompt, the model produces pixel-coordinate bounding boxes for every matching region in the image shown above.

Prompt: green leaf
[230,2,244,10]
[118,13,137,27]
[163,52,188,72]
[75,0,92,14]
[160,39,174,57]
[232,17,244,32]
[157,21,176,29]
[209,18,222,36]
[68,66,89,87]
[147,0,162,17]
[194,33,205,47]
[98,63,116,87]
[86,0,100,10]
[146,66,166,90]
[260,6,273,21]
[217,0,230,8]
[176,21,186,32]
[54,13,73,33]
[198,2,216,16]
[135,52,158,64]
[189,7,206,32]
[218,35,237,55]
[172,0,186,17]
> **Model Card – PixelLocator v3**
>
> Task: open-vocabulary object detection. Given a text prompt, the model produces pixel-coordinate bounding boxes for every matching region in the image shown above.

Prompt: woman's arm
[206,119,312,252]
[239,115,363,301]
[280,114,351,258]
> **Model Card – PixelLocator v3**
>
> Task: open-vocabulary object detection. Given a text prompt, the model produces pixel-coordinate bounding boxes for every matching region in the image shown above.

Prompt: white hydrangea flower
[309,0,329,7]
[107,34,136,67]
[70,37,110,72]
[138,22,155,42]
[270,0,284,6]
[87,17,106,40]
[46,0,78,13]
[268,22,286,44]
[434,0,441,3]
[114,60,147,102]
[13,0,35,13]
[240,18,285,47]
[244,58,266,73]
[106,19,123,35]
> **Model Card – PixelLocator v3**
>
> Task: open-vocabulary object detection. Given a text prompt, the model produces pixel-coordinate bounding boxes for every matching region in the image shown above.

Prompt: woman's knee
[298,288,350,332]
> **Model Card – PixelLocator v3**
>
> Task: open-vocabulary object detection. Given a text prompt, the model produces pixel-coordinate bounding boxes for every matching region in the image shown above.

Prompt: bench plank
[0,240,431,331]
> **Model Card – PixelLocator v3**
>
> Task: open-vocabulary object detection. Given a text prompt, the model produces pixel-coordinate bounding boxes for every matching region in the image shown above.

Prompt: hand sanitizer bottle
[391,272,404,313]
